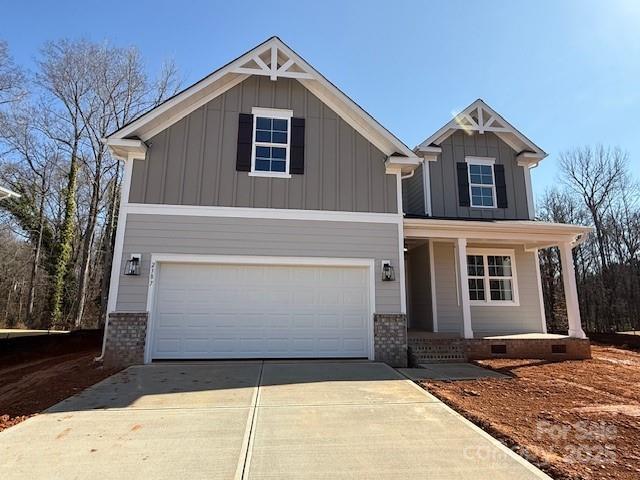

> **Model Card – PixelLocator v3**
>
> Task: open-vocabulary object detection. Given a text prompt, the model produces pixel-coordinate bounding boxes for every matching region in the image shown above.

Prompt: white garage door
[150,262,372,360]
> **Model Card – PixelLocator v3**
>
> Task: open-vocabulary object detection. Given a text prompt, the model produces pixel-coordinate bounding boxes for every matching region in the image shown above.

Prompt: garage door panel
[343,314,367,329]
[150,262,371,359]
[292,291,314,304]
[293,318,314,329]
[155,337,180,354]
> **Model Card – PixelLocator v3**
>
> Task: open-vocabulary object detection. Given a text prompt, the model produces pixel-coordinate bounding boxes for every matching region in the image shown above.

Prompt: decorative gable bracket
[453,104,509,135]
[231,44,314,81]
[417,99,547,163]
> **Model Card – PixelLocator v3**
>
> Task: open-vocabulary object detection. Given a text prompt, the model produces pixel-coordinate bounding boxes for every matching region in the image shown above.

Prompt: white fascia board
[280,37,415,158]
[107,38,277,140]
[138,74,248,142]
[417,145,442,154]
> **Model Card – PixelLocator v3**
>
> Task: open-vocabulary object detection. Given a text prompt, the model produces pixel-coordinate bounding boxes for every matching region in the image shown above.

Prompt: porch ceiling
[403,218,592,250]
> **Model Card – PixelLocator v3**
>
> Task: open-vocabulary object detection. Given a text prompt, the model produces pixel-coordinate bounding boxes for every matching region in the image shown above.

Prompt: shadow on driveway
[47,360,424,412]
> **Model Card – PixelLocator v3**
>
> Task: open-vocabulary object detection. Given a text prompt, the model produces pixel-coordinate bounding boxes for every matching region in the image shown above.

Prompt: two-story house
[100,37,591,368]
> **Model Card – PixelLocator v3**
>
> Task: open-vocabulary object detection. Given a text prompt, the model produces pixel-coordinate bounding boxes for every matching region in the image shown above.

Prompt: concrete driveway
[0,361,549,479]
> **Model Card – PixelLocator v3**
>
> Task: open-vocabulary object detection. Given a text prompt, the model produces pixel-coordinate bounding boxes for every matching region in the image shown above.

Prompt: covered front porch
[403,218,592,361]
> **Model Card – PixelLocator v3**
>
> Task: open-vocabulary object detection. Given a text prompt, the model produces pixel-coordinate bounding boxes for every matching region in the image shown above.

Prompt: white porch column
[455,238,474,339]
[559,241,587,339]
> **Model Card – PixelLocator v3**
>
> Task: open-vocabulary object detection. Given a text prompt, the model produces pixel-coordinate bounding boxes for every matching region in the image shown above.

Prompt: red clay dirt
[418,345,640,480]
[0,348,120,432]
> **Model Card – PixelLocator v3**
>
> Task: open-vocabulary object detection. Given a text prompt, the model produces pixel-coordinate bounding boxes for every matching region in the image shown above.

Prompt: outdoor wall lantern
[125,253,142,276]
[381,260,395,281]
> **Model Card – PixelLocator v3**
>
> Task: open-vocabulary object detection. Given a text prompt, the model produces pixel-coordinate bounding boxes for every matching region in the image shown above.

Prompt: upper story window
[251,107,293,178]
[466,157,496,208]
[467,249,519,306]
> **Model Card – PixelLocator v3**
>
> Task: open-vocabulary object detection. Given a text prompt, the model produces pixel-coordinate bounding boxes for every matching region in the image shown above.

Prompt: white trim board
[125,203,403,224]
[98,158,134,361]
[143,254,377,364]
[394,171,407,314]
[428,239,438,332]
[533,249,548,333]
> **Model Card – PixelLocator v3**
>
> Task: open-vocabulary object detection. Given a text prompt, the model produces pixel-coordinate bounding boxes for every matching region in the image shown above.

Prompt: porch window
[466,250,519,305]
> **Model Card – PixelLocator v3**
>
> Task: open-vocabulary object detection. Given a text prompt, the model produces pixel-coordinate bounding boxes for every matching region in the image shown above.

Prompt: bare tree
[0,38,181,330]
[559,146,627,271]
[70,43,180,327]
[0,105,60,326]
[36,40,93,328]
[0,40,26,107]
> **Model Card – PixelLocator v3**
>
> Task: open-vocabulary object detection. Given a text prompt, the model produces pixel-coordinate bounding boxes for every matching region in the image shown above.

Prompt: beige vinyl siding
[432,242,544,335]
[116,214,401,314]
[469,244,544,335]
[429,131,530,219]
[128,76,397,213]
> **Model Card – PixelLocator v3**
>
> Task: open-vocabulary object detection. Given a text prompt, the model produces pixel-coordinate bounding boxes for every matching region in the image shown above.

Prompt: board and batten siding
[402,163,425,216]
[424,131,530,219]
[127,76,397,213]
[432,242,544,335]
[116,214,401,314]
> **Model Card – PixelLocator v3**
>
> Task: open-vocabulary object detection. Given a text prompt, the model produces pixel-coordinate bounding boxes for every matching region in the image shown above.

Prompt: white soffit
[107,36,417,162]
[416,99,547,163]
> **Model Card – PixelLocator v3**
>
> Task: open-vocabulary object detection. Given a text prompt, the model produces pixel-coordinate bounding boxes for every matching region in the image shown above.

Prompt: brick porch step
[408,337,468,364]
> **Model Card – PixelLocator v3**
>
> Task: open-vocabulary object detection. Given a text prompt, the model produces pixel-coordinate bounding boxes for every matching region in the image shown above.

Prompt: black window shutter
[236,113,253,172]
[494,164,508,208]
[289,117,305,174]
[456,162,470,207]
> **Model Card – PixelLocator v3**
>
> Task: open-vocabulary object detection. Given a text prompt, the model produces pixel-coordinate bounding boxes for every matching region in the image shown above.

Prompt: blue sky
[4,0,639,198]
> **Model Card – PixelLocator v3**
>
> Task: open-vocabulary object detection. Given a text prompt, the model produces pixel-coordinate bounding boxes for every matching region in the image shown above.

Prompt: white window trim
[250,107,293,178]
[467,248,519,307]
[465,156,497,209]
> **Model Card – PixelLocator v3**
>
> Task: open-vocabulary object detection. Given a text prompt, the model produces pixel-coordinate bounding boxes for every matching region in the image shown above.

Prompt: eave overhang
[104,138,148,161]
[385,155,422,175]
[403,218,592,250]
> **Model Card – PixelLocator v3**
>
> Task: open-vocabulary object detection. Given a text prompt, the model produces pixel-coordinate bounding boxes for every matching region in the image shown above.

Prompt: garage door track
[0,361,550,479]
